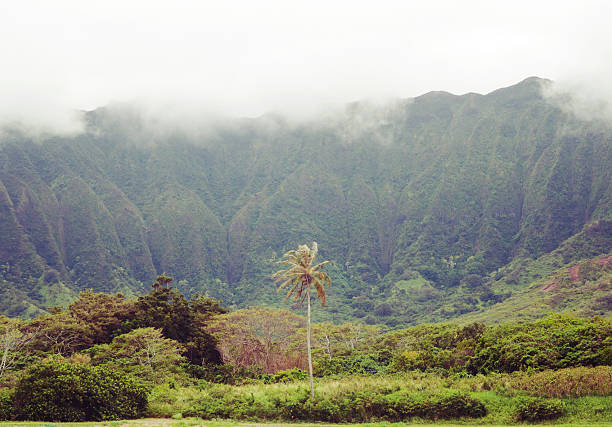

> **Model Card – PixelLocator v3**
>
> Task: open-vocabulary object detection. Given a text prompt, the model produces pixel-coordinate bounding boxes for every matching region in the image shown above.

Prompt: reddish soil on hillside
[568,265,580,283]
[567,255,612,284]
[595,255,612,266]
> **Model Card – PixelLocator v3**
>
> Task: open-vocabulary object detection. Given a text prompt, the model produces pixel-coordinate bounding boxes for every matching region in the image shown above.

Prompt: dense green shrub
[87,327,187,386]
[314,353,389,376]
[12,360,148,421]
[0,388,13,421]
[469,315,612,373]
[425,391,488,419]
[380,323,484,374]
[311,390,488,422]
[185,386,486,422]
[184,362,259,384]
[184,364,307,385]
[514,396,566,422]
[261,368,308,383]
[387,349,455,373]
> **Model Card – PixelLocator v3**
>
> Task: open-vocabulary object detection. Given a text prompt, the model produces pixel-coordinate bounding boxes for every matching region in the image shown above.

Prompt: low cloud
[2,1,612,135]
[543,78,612,124]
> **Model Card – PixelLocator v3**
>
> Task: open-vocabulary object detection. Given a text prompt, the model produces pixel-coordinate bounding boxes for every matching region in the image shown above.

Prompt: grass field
[141,370,611,425]
[3,369,610,426]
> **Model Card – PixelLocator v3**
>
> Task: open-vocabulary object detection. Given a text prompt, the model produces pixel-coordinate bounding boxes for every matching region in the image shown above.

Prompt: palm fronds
[272,242,331,307]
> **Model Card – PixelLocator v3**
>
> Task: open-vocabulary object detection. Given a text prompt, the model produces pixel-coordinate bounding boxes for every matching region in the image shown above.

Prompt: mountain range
[1,76,611,326]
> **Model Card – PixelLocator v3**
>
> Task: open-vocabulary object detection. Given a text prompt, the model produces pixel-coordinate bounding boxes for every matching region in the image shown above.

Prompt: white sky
[1,0,612,132]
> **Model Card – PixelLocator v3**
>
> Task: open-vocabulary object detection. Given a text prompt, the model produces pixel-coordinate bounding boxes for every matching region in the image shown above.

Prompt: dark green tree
[134,275,226,364]
[68,290,138,343]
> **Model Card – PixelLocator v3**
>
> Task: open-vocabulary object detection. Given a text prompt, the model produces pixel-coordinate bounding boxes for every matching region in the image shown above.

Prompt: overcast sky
[2,0,612,132]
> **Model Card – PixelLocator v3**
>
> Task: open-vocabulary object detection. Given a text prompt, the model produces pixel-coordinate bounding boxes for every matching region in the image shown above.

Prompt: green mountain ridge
[1,77,612,325]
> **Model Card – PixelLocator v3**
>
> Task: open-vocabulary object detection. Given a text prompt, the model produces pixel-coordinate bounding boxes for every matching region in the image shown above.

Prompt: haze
[2,0,612,134]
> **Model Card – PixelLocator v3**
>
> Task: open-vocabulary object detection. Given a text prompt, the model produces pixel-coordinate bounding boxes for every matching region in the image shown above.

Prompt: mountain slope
[456,219,612,323]
[1,77,612,325]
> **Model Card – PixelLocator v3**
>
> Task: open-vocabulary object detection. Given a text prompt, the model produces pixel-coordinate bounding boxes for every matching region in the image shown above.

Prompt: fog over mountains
[1,77,611,324]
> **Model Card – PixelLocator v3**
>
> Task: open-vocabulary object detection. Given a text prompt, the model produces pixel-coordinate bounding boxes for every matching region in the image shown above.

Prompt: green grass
[143,373,612,424]
[3,372,611,425]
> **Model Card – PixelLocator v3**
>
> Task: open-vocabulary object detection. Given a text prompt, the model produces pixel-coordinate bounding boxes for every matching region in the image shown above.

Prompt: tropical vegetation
[0,77,612,423]
[0,277,609,422]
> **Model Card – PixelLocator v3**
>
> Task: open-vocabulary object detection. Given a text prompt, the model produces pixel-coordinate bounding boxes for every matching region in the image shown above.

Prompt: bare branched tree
[0,323,38,379]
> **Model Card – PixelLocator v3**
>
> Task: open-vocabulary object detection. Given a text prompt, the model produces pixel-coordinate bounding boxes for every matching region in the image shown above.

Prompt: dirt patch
[595,255,612,266]
[568,264,580,283]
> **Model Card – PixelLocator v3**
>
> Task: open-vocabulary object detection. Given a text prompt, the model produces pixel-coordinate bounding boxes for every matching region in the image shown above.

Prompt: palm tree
[272,242,331,400]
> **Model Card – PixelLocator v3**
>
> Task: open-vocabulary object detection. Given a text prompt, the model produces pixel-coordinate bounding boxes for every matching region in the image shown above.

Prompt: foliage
[87,327,186,385]
[261,368,309,384]
[12,360,147,422]
[310,322,380,359]
[135,284,192,343]
[275,389,487,422]
[183,362,256,385]
[314,353,390,377]
[134,282,226,365]
[0,316,36,380]
[179,383,486,422]
[514,396,566,422]
[184,294,228,364]
[207,307,305,373]
[273,241,332,399]
[468,314,612,373]
[2,79,612,328]
[380,322,484,374]
[148,370,612,423]
[273,242,331,308]
[67,290,138,343]
[26,311,94,356]
[0,388,12,421]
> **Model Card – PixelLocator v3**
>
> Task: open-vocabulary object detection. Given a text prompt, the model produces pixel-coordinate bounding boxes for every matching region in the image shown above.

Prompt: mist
[543,74,612,124]
[2,1,612,135]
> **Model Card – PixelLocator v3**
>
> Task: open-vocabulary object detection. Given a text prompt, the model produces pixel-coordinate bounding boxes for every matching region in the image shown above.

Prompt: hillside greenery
[2,77,612,325]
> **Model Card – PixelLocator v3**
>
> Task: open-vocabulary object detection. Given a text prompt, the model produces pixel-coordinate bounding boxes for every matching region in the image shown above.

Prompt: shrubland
[0,278,609,423]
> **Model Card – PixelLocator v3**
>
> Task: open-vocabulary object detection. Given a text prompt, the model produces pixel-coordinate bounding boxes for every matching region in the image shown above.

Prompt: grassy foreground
[142,371,612,425]
[3,369,610,425]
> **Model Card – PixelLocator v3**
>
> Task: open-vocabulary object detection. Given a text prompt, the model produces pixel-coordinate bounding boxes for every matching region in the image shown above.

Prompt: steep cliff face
[2,77,612,324]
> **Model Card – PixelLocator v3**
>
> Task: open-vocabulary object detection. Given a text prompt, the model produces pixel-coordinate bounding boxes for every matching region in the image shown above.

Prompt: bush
[314,353,388,376]
[426,391,488,419]
[185,386,487,422]
[0,388,13,421]
[261,368,308,384]
[514,396,566,422]
[469,315,612,373]
[183,362,259,384]
[291,390,486,422]
[12,360,148,421]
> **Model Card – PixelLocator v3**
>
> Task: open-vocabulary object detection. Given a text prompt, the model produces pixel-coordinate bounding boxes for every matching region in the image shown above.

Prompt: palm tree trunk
[306,280,314,400]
